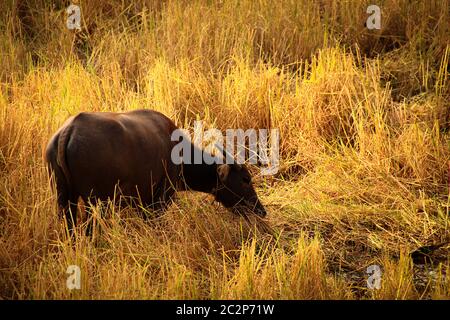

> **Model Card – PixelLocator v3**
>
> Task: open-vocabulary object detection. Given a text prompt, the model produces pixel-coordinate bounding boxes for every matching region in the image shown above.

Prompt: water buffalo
[45,109,266,234]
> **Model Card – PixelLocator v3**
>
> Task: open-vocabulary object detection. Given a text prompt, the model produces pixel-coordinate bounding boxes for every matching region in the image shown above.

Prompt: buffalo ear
[217,164,231,182]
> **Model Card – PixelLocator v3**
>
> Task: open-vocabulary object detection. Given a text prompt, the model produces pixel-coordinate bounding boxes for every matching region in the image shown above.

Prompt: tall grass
[0,0,449,299]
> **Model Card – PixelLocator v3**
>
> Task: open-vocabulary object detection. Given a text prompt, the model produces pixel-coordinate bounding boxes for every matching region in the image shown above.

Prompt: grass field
[0,0,449,299]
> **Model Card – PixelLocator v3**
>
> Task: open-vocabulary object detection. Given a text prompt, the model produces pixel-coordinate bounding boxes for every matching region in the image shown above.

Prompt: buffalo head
[213,163,267,217]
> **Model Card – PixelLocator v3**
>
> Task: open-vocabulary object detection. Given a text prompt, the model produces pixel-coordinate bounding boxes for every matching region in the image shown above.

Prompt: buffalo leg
[57,190,78,237]
[84,198,98,237]
[46,137,78,238]
[66,200,78,235]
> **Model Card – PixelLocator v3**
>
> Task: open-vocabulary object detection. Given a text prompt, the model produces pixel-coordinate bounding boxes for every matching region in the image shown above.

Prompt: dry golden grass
[0,0,449,299]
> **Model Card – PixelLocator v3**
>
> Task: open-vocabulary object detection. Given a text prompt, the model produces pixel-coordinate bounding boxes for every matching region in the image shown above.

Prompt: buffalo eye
[243,176,251,184]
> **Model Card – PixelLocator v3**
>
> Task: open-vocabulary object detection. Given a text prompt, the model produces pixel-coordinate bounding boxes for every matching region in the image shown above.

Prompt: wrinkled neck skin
[179,143,219,194]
